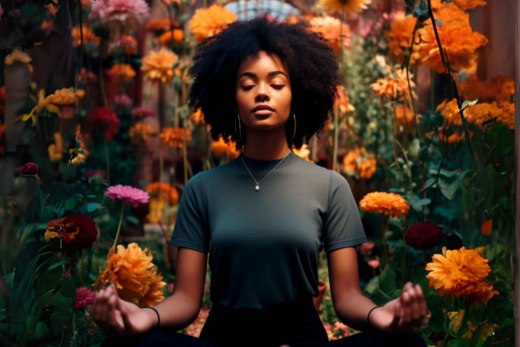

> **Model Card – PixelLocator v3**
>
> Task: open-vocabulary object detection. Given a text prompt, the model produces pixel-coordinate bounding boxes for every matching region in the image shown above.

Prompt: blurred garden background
[0,0,517,346]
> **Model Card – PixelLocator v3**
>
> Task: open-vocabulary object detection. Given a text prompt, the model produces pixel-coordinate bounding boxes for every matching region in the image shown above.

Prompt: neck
[242,129,291,160]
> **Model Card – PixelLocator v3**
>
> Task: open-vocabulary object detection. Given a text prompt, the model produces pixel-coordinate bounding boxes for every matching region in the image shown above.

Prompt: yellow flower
[4,48,32,65]
[188,5,237,42]
[141,48,178,84]
[425,247,498,304]
[21,88,76,125]
[146,182,179,204]
[94,243,166,307]
[342,147,377,179]
[147,195,167,224]
[320,0,371,17]
[385,11,420,64]
[48,132,64,162]
[359,192,409,217]
[160,127,192,148]
[128,122,155,144]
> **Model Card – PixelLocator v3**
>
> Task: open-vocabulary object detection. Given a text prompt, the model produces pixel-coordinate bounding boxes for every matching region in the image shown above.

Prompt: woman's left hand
[369,282,431,334]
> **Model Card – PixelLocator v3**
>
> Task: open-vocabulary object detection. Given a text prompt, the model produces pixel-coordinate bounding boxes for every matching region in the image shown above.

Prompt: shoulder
[184,159,240,189]
[291,154,348,186]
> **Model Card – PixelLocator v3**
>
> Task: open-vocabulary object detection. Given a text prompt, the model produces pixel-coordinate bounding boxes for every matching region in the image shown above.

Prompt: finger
[415,284,429,317]
[408,285,421,321]
[400,291,412,325]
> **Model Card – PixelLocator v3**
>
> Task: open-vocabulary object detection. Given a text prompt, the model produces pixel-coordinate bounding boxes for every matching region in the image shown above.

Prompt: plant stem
[104,140,110,184]
[112,203,126,250]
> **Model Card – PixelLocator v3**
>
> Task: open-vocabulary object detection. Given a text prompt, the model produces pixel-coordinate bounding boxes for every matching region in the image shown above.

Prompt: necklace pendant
[255,184,260,191]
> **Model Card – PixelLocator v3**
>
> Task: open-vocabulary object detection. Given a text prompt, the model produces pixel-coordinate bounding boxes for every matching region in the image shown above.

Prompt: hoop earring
[235,113,242,144]
[291,113,297,143]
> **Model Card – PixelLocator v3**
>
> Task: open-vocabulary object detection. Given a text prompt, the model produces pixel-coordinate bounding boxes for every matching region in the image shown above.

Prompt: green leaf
[438,178,461,200]
[84,202,102,213]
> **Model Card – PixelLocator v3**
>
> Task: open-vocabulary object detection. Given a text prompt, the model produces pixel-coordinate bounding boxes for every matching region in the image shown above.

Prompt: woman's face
[236,51,292,133]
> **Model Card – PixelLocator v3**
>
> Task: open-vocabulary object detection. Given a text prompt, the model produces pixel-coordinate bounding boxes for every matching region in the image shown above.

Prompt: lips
[252,104,274,113]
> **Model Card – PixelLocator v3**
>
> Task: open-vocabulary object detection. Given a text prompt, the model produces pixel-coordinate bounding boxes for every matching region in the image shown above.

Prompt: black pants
[102,299,426,347]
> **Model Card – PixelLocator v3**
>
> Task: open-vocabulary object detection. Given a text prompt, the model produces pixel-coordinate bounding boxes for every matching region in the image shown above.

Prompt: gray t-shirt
[170,152,366,309]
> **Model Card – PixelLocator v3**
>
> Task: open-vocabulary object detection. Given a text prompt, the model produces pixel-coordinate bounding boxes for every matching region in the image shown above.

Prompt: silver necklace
[240,152,291,191]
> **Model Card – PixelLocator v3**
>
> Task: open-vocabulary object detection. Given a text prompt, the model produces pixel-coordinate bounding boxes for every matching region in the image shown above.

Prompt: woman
[91,18,430,347]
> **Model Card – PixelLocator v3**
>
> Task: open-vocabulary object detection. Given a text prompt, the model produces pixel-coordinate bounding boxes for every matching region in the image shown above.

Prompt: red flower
[404,222,444,250]
[74,286,95,309]
[19,162,40,176]
[85,107,120,141]
[45,215,98,250]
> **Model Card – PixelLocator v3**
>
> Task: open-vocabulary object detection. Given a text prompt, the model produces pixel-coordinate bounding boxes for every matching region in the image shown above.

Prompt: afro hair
[188,17,340,149]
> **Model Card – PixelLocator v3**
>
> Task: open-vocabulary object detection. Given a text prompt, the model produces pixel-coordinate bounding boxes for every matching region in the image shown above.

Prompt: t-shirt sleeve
[323,171,367,252]
[169,175,210,253]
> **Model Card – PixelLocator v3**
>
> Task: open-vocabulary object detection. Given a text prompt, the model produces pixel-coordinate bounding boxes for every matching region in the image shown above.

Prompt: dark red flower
[404,222,444,250]
[45,215,98,250]
[85,107,120,141]
[74,287,96,309]
[20,162,40,176]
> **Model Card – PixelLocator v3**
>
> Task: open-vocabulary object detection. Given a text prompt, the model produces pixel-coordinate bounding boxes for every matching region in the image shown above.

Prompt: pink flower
[132,107,155,118]
[368,258,380,269]
[359,242,375,256]
[106,185,149,207]
[19,162,40,176]
[114,93,133,108]
[74,287,95,309]
[90,0,150,26]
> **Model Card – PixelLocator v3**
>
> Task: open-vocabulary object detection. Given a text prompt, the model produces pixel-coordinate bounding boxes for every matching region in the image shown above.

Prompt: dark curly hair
[188,18,340,149]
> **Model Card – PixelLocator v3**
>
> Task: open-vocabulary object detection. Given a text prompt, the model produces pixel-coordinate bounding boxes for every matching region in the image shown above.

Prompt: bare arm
[328,247,430,333]
[91,247,207,336]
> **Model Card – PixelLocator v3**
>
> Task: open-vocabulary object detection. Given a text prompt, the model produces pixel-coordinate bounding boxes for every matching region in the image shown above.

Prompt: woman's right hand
[90,285,158,336]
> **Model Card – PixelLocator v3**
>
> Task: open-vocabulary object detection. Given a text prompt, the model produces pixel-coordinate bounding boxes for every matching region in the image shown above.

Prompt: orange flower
[371,67,416,103]
[94,243,166,307]
[160,127,192,148]
[359,192,409,217]
[481,219,492,237]
[128,122,155,144]
[426,247,498,304]
[141,48,178,84]
[159,29,184,46]
[292,144,311,162]
[437,98,462,125]
[437,130,467,144]
[342,148,377,180]
[48,132,64,162]
[385,11,420,64]
[320,0,371,17]
[146,182,179,204]
[464,101,515,130]
[334,85,354,114]
[145,18,179,33]
[418,5,487,74]
[190,108,205,124]
[47,88,77,106]
[188,4,237,42]
[71,26,101,47]
[453,0,487,10]
[393,104,416,127]
[106,63,136,82]
[309,16,350,53]
[211,136,238,159]
[459,76,515,102]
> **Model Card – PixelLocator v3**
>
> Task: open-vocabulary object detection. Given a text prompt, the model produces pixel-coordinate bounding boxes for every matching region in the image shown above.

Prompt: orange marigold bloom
[437,98,462,125]
[418,11,487,74]
[465,101,515,130]
[309,16,350,54]
[146,182,179,204]
[188,4,237,42]
[371,67,416,103]
[393,104,416,127]
[189,5,237,42]
[453,0,487,10]
[160,127,192,148]
[385,11,420,64]
[190,108,205,124]
[106,63,136,82]
[211,136,238,159]
[159,29,184,46]
[320,0,371,17]
[141,48,178,84]
[342,148,377,180]
[459,76,515,102]
[71,26,101,47]
[145,18,179,33]
[128,122,155,144]
[434,2,470,29]
[425,247,498,304]
[94,243,166,307]
[359,192,409,217]
[293,144,311,162]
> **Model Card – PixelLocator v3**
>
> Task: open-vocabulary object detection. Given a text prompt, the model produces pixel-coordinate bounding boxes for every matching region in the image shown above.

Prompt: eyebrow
[238,71,288,80]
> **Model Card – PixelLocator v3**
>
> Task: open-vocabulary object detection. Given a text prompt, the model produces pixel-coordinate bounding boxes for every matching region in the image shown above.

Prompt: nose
[255,83,270,102]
